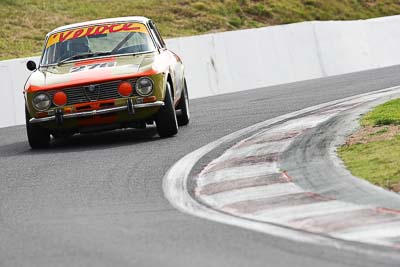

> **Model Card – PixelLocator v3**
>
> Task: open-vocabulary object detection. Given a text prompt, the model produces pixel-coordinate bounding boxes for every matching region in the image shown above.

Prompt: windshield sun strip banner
[46,22,149,48]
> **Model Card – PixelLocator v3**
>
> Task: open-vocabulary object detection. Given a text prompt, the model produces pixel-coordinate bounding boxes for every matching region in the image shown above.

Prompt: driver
[59,36,91,61]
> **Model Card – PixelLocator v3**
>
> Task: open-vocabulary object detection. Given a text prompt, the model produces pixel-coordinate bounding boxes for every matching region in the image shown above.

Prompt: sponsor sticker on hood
[47,22,149,48]
[70,61,117,73]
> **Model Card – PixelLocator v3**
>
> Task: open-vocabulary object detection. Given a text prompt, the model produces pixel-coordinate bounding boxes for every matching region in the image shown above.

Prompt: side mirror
[26,60,37,71]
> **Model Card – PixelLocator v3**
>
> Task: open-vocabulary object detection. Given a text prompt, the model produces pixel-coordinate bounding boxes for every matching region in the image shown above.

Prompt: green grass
[339,98,400,191]
[338,136,400,190]
[361,98,400,126]
[1,0,400,60]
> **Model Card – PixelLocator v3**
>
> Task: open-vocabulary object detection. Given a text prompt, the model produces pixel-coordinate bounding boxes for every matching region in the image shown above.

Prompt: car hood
[26,52,160,92]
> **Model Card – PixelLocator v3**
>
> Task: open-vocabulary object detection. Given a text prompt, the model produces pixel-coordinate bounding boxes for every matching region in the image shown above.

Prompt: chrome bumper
[29,101,164,124]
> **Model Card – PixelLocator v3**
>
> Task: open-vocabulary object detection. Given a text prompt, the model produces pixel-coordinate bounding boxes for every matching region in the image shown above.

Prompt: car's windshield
[41,22,156,66]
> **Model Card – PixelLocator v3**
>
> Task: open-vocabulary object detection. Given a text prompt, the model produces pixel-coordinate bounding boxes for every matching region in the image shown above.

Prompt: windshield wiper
[111,32,135,54]
[57,51,112,66]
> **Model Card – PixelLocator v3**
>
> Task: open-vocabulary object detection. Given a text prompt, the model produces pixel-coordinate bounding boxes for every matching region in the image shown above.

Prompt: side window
[149,21,166,49]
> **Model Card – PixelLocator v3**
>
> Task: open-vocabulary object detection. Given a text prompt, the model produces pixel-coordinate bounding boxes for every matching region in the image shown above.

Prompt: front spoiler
[29,101,164,124]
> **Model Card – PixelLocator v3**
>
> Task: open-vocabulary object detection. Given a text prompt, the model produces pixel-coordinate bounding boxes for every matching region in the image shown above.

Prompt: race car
[24,16,190,149]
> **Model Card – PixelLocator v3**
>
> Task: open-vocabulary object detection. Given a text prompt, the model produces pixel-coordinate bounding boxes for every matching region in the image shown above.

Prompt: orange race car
[24,17,190,149]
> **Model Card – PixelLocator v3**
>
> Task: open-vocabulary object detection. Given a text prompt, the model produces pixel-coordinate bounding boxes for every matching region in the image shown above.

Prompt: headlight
[135,77,153,96]
[32,93,51,111]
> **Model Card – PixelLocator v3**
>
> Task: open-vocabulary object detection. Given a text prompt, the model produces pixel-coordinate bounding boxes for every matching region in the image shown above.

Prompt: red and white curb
[163,86,400,258]
[196,113,400,248]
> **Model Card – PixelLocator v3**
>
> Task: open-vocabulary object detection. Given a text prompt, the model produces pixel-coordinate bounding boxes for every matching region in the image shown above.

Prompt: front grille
[48,79,137,106]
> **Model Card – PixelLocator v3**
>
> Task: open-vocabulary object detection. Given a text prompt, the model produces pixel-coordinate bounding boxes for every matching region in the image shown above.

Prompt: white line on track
[218,140,292,160]
[199,183,304,208]
[333,221,400,240]
[197,163,279,187]
[250,201,366,223]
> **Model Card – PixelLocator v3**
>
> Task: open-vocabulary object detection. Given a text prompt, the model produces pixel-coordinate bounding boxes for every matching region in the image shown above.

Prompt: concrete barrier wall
[168,15,400,99]
[2,15,400,128]
[0,57,38,128]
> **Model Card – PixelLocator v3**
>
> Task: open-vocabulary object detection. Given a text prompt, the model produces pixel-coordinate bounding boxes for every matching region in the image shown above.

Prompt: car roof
[47,16,150,36]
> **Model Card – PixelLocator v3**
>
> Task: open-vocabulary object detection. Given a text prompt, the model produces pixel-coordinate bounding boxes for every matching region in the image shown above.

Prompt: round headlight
[33,93,51,111]
[135,77,153,96]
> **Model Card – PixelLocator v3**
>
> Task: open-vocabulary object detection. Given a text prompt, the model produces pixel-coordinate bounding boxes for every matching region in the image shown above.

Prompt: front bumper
[29,101,164,124]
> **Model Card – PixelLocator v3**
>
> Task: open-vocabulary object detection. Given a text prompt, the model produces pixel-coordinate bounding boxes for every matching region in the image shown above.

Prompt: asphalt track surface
[1,65,400,266]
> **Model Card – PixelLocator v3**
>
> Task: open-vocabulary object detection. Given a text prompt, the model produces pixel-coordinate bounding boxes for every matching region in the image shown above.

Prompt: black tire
[176,79,190,126]
[25,108,50,149]
[155,82,178,138]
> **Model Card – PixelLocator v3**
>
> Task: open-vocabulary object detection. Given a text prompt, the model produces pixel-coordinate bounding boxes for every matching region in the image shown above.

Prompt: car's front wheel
[26,107,50,149]
[176,79,190,126]
[155,82,178,138]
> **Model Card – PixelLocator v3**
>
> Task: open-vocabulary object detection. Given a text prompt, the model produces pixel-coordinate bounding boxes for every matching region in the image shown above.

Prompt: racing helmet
[67,36,90,54]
